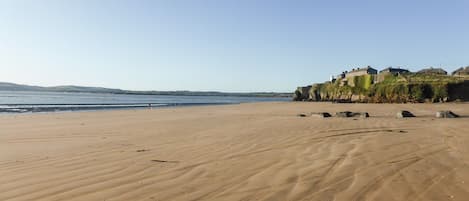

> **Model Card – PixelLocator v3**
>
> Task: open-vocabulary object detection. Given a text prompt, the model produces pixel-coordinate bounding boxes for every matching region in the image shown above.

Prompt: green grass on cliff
[352,74,373,94]
[317,73,468,103]
[369,74,463,102]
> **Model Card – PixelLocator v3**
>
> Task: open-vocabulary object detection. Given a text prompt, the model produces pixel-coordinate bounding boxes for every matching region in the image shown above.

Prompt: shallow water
[0,91,289,113]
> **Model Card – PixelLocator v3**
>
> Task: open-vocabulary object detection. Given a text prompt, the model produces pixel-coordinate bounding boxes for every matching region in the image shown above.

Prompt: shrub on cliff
[409,84,426,102]
[432,84,448,102]
[369,83,409,103]
[353,74,373,91]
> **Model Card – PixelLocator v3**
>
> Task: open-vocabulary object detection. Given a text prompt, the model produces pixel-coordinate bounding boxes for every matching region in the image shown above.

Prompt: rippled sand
[1,102,469,201]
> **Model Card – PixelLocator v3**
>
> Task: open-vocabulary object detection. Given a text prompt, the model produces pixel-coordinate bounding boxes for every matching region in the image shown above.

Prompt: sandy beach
[1,102,469,201]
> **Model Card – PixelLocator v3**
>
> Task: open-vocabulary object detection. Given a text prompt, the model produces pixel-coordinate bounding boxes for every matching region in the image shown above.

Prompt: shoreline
[0,102,238,114]
[1,100,468,115]
[0,90,290,114]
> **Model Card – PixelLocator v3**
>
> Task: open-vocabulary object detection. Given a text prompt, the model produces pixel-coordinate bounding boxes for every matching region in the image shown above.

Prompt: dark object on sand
[311,112,332,118]
[358,112,370,118]
[151,159,179,163]
[436,111,459,118]
[298,112,332,118]
[397,110,415,118]
[297,113,309,117]
[336,111,353,117]
[336,111,369,118]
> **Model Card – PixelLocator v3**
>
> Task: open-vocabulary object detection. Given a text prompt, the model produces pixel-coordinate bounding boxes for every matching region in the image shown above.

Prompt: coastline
[1,102,469,201]
[0,102,236,114]
[0,91,290,114]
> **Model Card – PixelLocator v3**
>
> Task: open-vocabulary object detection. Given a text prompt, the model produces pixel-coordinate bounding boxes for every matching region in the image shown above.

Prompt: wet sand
[1,102,469,201]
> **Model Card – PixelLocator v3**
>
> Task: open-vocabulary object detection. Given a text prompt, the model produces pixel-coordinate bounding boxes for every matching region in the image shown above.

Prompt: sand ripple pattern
[1,102,469,201]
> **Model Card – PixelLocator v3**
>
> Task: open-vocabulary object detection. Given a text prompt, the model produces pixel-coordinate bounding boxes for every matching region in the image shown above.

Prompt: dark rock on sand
[336,111,353,117]
[311,112,332,118]
[397,111,415,118]
[336,111,369,118]
[357,112,370,118]
[297,113,309,117]
[298,112,332,118]
[436,111,459,118]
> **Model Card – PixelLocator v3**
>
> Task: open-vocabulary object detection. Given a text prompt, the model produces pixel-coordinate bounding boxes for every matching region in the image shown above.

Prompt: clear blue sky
[0,0,468,92]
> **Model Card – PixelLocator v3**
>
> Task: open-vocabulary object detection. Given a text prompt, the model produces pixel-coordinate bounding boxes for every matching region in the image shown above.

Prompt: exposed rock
[448,80,469,102]
[298,112,332,118]
[436,111,459,118]
[332,99,352,103]
[335,111,369,118]
[343,112,370,118]
[357,112,370,118]
[397,110,415,118]
[311,112,332,118]
[351,95,366,102]
[297,113,309,117]
[336,111,353,117]
[293,86,313,101]
[293,73,469,103]
[308,84,322,101]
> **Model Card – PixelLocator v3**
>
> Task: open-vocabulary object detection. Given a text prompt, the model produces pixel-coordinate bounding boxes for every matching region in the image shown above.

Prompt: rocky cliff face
[293,86,312,101]
[448,80,469,101]
[294,75,469,103]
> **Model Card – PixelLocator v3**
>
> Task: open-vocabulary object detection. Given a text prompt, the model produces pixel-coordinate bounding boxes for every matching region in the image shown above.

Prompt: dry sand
[1,102,469,201]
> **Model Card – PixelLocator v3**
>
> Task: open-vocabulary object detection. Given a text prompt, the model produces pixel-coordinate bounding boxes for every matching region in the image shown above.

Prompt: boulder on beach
[336,111,353,117]
[311,112,332,118]
[298,112,332,118]
[357,112,370,118]
[436,111,459,118]
[397,110,415,118]
[336,111,369,118]
[297,113,309,117]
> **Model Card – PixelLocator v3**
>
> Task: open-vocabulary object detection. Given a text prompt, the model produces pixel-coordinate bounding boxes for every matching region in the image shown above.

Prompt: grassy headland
[294,73,469,103]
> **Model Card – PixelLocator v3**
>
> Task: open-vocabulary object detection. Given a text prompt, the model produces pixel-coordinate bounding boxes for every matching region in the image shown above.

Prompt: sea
[0,91,290,113]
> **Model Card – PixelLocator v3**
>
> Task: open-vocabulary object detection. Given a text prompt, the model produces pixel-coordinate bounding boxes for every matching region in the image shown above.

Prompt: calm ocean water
[0,91,290,113]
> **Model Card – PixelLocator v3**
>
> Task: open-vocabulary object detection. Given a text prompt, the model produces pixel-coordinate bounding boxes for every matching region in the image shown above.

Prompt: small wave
[0,103,169,113]
[0,103,232,113]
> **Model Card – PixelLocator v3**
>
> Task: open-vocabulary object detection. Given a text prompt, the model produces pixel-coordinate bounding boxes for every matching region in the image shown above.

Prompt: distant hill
[0,82,292,98]
[0,82,45,91]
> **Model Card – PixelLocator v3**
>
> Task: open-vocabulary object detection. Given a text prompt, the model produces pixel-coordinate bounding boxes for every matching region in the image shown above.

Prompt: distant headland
[294,66,469,103]
[0,82,291,98]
